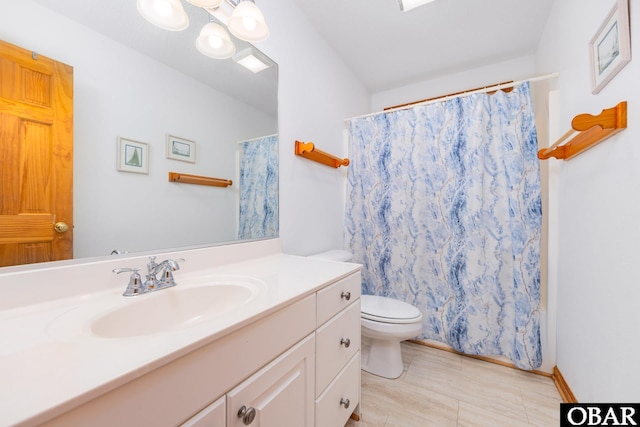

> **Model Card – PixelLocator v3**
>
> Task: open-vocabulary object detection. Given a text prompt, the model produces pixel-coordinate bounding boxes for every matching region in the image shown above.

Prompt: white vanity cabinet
[315,273,362,427]
[39,271,362,427]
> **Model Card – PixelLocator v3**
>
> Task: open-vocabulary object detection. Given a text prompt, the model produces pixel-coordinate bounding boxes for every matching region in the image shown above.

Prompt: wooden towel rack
[295,140,350,168]
[538,101,627,160]
[168,172,232,187]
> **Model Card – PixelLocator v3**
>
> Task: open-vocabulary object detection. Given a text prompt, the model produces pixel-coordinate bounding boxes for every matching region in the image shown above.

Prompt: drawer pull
[237,405,256,425]
[340,338,351,348]
[341,291,351,301]
[340,398,350,409]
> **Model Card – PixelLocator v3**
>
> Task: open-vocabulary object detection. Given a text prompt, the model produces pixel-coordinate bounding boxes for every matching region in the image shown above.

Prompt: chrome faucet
[113,256,185,297]
[146,256,184,291]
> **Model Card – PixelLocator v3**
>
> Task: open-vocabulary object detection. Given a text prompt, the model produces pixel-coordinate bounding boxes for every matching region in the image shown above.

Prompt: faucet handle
[169,258,185,270]
[113,268,143,297]
[157,258,185,289]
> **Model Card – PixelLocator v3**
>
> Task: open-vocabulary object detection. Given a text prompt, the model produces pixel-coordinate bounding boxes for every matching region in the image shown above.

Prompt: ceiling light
[196,22,236,59]
[398,0,436,12]
[233,47,271,73]
[227,1,270,42]
[138,0,270,61]
[137,0,189,31]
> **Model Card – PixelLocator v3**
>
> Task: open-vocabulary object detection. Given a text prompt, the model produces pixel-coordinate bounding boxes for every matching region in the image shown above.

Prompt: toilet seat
[361,295,422,324]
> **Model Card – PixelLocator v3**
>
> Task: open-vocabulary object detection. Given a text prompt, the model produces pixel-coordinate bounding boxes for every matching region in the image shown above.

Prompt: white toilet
[309,250,423,379]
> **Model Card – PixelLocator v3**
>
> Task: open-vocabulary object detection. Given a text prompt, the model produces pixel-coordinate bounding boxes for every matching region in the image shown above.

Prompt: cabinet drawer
[315,352,360,427]
[316,272,361,326]
[315,301,361,396]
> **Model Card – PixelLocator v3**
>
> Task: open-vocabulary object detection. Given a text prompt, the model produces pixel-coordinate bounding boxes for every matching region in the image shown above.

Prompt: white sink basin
[91,281,262,338]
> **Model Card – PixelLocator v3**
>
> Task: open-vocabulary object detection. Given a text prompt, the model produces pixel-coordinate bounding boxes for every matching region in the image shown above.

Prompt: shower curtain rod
[345,72,559,122]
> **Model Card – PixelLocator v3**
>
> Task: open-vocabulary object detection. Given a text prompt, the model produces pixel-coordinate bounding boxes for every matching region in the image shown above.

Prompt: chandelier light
[137,0,270,67]
[227,1,270,42]
[196,22,236,59]
[137,0,189,31]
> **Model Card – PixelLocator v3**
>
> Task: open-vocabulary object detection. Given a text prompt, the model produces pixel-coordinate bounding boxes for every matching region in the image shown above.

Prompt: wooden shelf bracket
[538,101,627,161]
[168,172,232,187]
[294,140,350,168]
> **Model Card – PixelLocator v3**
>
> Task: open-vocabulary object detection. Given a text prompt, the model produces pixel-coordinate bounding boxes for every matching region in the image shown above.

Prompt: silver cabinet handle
[341,291,351,301]
[237,405,256,425]
[340,398,350,409]
[340,338,351,348]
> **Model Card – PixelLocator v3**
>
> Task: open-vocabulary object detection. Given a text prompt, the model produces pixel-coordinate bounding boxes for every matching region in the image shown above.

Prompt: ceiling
[291,0,556,93]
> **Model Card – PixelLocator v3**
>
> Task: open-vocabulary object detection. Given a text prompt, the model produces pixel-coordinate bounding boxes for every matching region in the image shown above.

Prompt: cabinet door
[227,334,315,427]
[181,396,225,427]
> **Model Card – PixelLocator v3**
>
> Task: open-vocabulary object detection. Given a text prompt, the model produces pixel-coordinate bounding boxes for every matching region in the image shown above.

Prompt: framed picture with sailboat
[117,137,149,174]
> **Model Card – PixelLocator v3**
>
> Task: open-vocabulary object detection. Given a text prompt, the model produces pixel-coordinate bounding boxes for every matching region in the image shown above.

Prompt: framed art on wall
[589,0,631,94]
[166,135,196,163]
[117,137,149,174]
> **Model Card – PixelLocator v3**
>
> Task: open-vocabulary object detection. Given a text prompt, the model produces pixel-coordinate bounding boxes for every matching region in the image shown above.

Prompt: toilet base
[361,336,405,379]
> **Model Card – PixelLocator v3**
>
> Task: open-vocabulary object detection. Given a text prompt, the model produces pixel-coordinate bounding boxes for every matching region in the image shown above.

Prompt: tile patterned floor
[346,342,562,427]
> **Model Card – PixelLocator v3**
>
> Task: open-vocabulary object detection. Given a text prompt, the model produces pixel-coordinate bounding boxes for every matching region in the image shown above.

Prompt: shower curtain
[238,135,279,240]
[345,83,542,369]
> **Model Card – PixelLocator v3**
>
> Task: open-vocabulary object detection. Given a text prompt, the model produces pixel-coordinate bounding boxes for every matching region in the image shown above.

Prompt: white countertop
[0,246,360,426]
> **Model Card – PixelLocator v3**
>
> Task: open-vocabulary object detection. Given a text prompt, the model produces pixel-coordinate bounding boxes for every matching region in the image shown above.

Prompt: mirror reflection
[0,0,278,267]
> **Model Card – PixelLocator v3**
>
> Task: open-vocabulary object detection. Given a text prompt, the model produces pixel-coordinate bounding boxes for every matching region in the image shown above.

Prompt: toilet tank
[308,249,353,262]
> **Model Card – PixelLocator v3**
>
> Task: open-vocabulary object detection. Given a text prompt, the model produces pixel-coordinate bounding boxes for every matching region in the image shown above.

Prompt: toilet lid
[361,295,422,324]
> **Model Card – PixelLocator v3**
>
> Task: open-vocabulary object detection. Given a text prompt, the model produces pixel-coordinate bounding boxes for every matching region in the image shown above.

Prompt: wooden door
[0,40,73,267]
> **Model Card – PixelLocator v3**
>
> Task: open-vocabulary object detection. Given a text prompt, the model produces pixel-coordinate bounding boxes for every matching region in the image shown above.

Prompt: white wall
[0,1,275,258]
[258,0,370,256]
[371,55,536,111]
[537,0,640,401]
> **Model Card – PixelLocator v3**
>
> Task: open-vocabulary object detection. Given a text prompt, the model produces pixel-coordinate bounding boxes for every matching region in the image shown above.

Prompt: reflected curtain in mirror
[238,135,279,239]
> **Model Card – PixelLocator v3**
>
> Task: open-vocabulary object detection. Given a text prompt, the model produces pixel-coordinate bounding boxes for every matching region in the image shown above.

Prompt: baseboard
[552,366,578,403]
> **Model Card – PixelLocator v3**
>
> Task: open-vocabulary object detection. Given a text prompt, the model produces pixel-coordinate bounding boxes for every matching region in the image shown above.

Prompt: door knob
[54,222,69,233]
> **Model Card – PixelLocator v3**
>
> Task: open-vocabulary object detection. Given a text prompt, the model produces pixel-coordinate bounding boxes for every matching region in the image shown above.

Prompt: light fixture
[398,0,436,12]
[137,0,189,31]
[233,47,271,73]
[138,0,270,62]
[196,22,236,59]
[227,1,269,42]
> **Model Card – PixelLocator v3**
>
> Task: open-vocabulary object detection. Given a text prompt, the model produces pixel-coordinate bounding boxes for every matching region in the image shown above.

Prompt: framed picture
[166,135,196,163]
[117,137,149,174]
[589,0,631,94]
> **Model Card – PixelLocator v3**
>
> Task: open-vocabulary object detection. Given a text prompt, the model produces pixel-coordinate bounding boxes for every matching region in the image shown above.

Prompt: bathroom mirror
[0,0,278,267]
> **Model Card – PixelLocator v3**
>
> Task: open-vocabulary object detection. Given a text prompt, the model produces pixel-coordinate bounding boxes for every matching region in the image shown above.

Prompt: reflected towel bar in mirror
[294,140,349,168]
[168,172,233,187]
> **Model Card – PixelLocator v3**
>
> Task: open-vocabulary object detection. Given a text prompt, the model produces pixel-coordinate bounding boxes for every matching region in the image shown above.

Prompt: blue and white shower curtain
[238,134,279,240]
[345,83,542,369]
